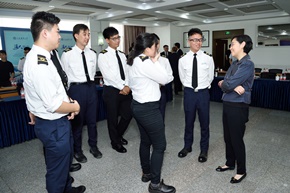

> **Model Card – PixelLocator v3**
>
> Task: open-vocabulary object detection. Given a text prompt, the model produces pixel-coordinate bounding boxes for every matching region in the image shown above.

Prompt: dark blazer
[160,51,172,58]
[176,49,183,57]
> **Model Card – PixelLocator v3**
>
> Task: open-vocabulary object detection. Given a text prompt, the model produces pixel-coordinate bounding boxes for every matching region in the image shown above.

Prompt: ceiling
[0,0,289,27]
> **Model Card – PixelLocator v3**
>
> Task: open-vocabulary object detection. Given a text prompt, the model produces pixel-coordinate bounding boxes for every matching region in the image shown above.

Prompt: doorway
[212,29,244,70]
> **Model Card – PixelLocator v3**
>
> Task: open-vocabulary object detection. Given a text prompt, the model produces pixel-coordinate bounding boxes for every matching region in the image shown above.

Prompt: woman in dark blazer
[217,34,255,184]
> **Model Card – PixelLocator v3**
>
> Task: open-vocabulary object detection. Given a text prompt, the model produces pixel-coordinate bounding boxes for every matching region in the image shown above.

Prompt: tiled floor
[1,94,290,193]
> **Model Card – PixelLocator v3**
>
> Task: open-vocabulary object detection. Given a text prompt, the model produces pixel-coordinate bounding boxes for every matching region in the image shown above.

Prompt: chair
[286,73,290,80]
[268,69,283,74]
[259,72,276,79]
[254,68,262,73]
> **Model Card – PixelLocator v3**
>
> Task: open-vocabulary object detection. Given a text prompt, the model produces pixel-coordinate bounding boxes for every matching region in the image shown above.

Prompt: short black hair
[0,50,7,55]
[103,27,119,39]
[188,28,202,37]
[232,34,253,54]
[174,42,180,48]
[24,47,31,51]
[30,11,60,42]
[163,45,169,48]
[73,24,89,41]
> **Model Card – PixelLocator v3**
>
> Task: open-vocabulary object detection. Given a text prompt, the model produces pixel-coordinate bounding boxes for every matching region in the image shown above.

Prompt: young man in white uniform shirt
[23,11,85,193]
[178,28,214,163]
[98,27,132,153]
[61,24,101,163]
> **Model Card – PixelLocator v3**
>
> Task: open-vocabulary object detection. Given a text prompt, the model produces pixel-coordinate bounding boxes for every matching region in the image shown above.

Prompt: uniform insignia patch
[118,50,125,54]
[63,48,72,52]
[20,57,24,60]
[90,48,97,53]
[204,51,212,57]
[139,56,149,61]
[37,55,48,65]
[100,50,108,54]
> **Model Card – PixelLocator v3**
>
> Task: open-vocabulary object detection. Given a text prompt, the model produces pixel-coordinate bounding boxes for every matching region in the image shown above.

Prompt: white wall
[148,17,290,70]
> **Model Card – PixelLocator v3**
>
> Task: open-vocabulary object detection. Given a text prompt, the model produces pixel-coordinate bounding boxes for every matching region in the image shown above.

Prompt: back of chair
[260,72,276,79]
[255,68,262,73]
[269,69,283,74]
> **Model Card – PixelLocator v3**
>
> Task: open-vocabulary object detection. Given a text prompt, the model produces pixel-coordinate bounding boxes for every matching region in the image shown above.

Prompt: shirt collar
[32,44,51,59]
[107,46,118,53]
[236,54,250,65]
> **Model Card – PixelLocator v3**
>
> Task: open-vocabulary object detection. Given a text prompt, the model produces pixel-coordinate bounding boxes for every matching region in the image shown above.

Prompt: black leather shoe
[148,179,176,193]
[216,165,235,172]
[70,163,81,172]
[74,152,87,163]
[178,147,192,158]
[198,151,208,163]
[121,137,128,145]
[112,144,127,153]
[90,146,102,159]
[230,173,247,184]
[65,185,86,193]
[141,173,151,182]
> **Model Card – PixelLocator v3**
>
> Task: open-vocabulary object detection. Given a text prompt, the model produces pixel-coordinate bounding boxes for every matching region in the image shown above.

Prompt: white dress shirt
[60,45,97,85]
[23,45,69,120]
[18,57,25,72]
[159,56,173,81]
[128,54,173,103]
[98,46,129,90]
[178,49,214,89]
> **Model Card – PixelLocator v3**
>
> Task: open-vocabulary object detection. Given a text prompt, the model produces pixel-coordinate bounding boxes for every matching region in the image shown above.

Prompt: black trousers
[103,86,132,146]
[131,100,166,184]
[35,116,73,193]
[223,101,249,174]
[183,87,210,151]
[69,83,97,153]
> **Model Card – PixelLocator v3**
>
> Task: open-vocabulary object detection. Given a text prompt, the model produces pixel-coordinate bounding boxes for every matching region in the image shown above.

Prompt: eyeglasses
[189,38,204,43]
[110,36,121,41]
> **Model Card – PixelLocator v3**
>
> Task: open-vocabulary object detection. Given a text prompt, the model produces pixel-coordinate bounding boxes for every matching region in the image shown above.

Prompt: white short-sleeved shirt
[60,45,97,85]
[23,45,69,120]
[18,57,25,72]
[98,46,128,90]
[178,50,215,89]
[128,54,173,103]
[159,56,173,82]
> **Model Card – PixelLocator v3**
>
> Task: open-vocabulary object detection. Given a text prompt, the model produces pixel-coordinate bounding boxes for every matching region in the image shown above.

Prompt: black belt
[70,81,94,86]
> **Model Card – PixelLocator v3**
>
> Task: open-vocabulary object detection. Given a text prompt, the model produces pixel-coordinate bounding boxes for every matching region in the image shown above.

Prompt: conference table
[209,77,290,111]
[0,86,106,148]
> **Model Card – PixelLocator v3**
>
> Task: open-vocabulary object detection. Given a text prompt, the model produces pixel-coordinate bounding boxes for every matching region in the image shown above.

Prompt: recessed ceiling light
[49,5,55,8]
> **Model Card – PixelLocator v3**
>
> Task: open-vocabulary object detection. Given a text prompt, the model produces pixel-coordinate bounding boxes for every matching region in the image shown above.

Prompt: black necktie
[51,50,69,92]
[116,50,125,80]
[192,53,198,88]
[81,51,91,82]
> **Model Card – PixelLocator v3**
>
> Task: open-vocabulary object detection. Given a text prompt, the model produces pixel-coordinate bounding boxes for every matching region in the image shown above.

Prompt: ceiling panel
[0,0,289,27]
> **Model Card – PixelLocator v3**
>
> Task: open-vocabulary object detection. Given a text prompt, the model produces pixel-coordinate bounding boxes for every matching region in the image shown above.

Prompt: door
[213,39,228,70]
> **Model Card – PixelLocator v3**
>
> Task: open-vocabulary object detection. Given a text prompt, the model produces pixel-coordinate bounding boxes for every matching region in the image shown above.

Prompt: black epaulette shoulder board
[63,48,72,52]
[118,50,125,54]
[100,50,108,54]
[139,56,149,62]
[204,51,212,57]
[37,55,48,65]
[20,57,24,60]
[90,48,97,53]
[181,53,187,58]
